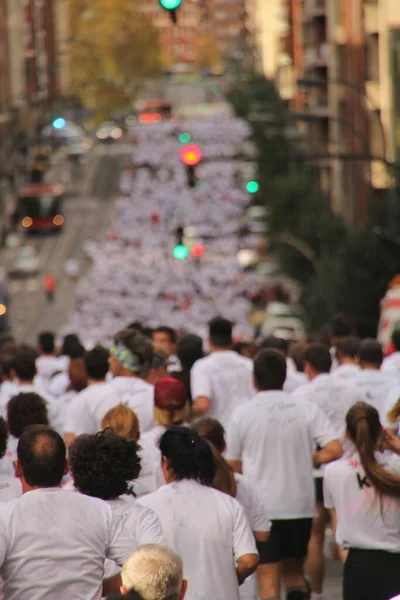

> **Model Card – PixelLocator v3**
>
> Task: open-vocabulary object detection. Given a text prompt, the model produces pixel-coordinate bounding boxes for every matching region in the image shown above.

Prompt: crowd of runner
[0,313,399,600]
[66,117,268,346]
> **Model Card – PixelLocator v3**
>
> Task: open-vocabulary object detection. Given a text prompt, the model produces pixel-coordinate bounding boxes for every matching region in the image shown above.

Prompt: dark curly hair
[0,417,8,460]
[7,393,49,439]
[69,430,141,500]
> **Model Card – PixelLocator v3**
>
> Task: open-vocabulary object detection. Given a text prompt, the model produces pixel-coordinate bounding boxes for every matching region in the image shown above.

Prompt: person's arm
[228,459,242,473]
[102,573,122,596]
[232,500,259,585]
[225,410,244,473]
[313,440,343,468]
[236,553,259,585]
[192,395,211,415]
[311,405,343,466]
[190,362,211,416]
[383,429,400,455]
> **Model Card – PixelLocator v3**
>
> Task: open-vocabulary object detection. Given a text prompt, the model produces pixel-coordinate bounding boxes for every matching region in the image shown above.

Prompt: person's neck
[210,346,231,353]
[18,380,33,387]
[116,369,137,378]
[361,364,380,371]
[22,482,61,494]
[340,358,357,366]
[308,371,322,381]
[41,353,55,358]
[88,378,106,386]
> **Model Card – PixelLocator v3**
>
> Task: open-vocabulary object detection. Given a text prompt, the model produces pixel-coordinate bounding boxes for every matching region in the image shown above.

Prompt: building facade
[283,0,398,227]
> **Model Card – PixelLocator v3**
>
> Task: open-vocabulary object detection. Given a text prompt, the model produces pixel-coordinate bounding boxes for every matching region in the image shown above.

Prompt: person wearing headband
[63,330,155,442]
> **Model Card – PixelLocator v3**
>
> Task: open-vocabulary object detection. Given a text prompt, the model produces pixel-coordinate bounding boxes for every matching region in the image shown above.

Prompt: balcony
[365,80,381,109]
[303,0,326,21]
[304,44,329,69]
[364,2,379,35]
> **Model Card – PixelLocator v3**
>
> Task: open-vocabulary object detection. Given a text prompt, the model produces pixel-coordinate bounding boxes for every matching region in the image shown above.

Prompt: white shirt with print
[139,479,258,600]
[104,496,164,577]
[324,453,400,552]
[0,476,22,502]
[293,373,363,472]
[382,352,400,379]
[332,364,361,383]
[354,369,397,426]
[191,351,255,430]
[227,390,336,519]
[0,488,136,600]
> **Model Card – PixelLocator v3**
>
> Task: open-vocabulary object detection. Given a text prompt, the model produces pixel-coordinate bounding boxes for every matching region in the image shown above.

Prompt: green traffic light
[159,0,181,9]
[173,245,189,260]
[247,181,259,194]
[179,132,191,144]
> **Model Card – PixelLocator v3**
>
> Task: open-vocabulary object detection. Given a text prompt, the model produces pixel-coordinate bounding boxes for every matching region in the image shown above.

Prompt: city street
[5,145,130,344]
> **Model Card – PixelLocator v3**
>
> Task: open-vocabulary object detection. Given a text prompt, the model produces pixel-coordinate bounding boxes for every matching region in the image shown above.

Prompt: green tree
[70,0,162,121]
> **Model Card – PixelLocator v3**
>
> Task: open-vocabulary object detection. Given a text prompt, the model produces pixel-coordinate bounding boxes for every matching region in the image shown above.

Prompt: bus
[137,100,172,124]
[17,184,65,233]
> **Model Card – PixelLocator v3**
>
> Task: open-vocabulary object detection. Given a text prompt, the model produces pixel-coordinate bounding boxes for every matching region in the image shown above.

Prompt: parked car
[8,246,40,278]
[260,302,307,341]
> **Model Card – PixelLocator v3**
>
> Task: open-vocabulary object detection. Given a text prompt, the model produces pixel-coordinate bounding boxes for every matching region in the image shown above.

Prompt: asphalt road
[6,144,130,344]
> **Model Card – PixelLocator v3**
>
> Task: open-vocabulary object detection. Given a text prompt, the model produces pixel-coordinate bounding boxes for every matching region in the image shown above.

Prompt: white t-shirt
[135,425,166,497]
[0,383,63,435]
[382,352,400,378]
[65,377,154,436]
[0,488,136,600]
[332,364,361,383]
[48,371,70,399]
[354,369,397,426]
[0,476,22,502]
[191,351,255,430]
[235,474,271,600]
[283,371,307,394]
[35,356,64,386]
[293,374,363,472]
[226,390,337,519]
[104,496,164,578]
[324,453,400,552]
[139,479,258,600]
[64,382,110,435]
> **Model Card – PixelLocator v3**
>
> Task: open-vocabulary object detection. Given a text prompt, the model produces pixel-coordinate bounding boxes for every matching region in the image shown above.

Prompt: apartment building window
[390,30,400,160]
[365,34,380,82]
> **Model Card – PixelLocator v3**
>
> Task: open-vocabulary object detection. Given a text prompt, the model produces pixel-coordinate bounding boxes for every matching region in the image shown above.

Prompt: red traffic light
[191,243,205,258]
[180,144,202,167]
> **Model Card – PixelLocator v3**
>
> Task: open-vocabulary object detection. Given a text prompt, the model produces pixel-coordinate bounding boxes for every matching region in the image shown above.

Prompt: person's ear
[64,458,69,476]
[180,579,188,599]
[14,460,22,479]
[120,585,128,595]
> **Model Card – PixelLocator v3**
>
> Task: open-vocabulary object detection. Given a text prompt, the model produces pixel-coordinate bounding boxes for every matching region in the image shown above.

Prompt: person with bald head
[0,426,135,600]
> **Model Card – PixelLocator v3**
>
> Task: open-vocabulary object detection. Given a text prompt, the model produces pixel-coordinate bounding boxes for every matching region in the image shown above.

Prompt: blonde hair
[122,544,183,600]
[154,405,189,429]
[101,404,140,442]
[387,396,400,425]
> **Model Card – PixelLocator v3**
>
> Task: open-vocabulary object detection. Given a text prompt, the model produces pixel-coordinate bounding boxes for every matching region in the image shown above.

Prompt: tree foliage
[228,73,400,336]
[70,0,162,121]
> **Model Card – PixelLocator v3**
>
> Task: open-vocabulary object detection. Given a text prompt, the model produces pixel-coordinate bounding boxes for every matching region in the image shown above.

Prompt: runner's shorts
[344,548,400,600]
[262,518,313,563]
